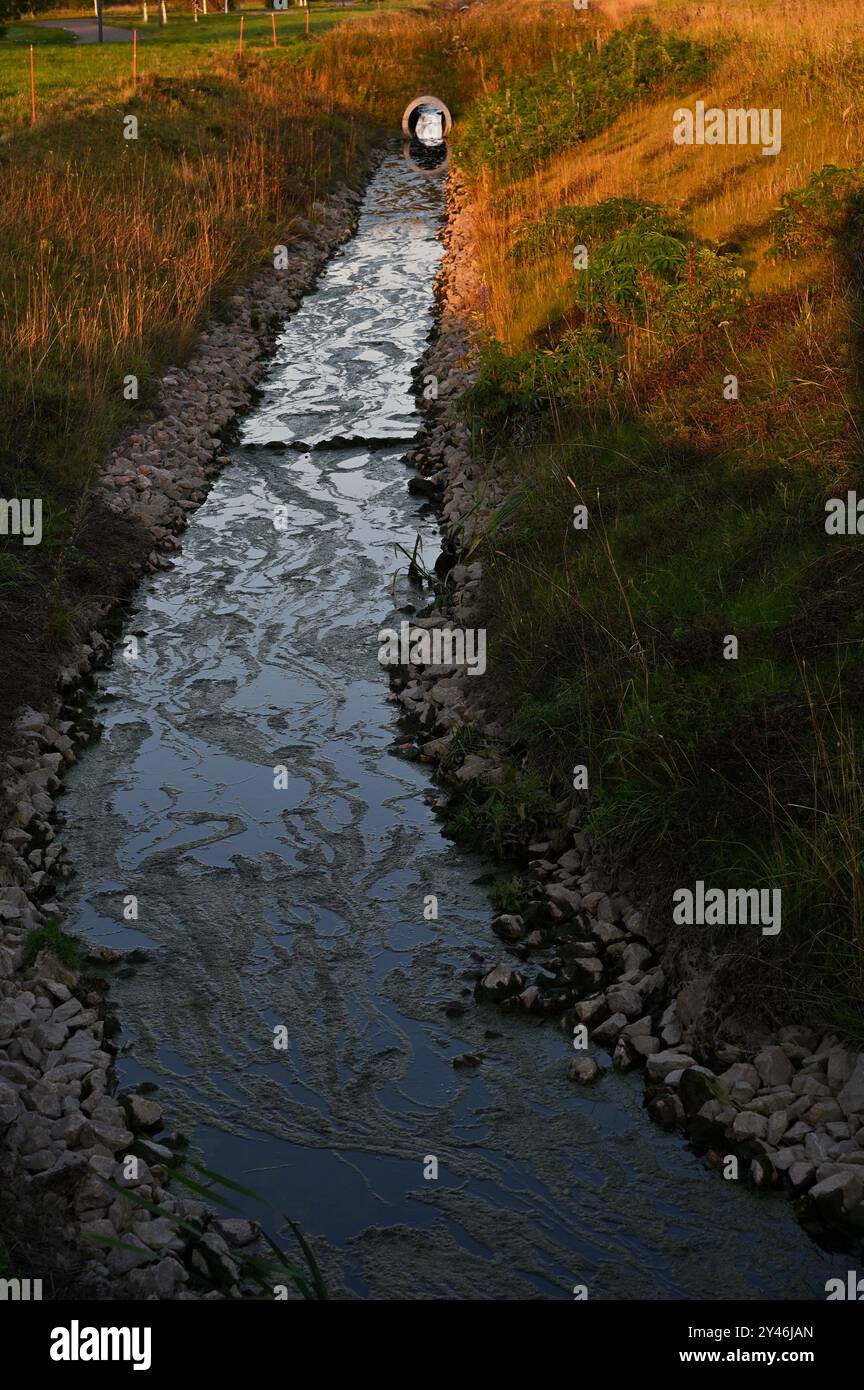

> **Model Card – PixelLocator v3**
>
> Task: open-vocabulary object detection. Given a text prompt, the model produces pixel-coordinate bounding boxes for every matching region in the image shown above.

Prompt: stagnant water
[61,152,844,1300]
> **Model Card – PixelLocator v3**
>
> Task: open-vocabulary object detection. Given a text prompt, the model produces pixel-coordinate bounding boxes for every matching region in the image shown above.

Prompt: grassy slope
[444,0,864,1038]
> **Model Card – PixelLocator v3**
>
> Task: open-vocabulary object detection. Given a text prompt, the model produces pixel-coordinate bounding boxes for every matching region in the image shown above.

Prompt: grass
[0,6,399,127]
[443,0,864,1039]
[21,918,81,968]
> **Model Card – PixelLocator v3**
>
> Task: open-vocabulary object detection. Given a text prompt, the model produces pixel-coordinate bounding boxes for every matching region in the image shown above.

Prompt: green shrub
[511,198,682,265]
[460,20,713,180]
[769,163,864,258]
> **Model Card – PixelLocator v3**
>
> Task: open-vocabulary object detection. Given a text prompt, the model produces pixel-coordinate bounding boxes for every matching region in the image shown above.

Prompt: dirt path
[31,19,143,43]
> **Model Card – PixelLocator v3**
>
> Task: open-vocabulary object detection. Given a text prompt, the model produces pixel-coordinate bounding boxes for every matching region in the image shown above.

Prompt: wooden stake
[306,2,309,34]
[29,44,35,125]
[133,28,137,83]
[272,11,276,44]
[239,13,244,55]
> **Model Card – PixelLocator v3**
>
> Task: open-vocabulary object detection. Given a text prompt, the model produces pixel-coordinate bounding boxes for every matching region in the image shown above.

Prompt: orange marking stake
[239,13,244,56]
[272,11,276,45]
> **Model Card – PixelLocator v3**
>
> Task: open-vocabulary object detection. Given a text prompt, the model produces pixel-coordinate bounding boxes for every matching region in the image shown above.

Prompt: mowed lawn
[0,3,402,127]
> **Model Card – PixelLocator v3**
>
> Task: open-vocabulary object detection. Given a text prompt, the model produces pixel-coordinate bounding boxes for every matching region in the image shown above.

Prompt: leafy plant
[769,163,864,259]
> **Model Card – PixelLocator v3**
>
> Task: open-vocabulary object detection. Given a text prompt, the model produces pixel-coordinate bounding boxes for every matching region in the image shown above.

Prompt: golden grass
[464,0,864,347]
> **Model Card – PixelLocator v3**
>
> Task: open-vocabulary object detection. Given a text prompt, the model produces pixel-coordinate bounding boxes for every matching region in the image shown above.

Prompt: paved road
[32,19,143,43]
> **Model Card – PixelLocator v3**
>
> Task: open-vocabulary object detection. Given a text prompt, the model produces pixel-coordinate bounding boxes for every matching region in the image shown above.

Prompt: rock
[754,1045,794,1088]
[837,1057,864,1118]
[452,1053,483,1070]
[646,1050,697,1083]
[827,1049,855,1090]
[804,1130,833,1163]
[659,1002,682,1048]
[133,1138,178,1168]
[191,1231,238,1287]
[781,1120,812,1145]
[545,884,581,915]
[574,995,607,1026]
[215,1218,258,1249]
[767,1110,788,1146]
[475,964,524,1003]
[28,1151,88,1191]
[592,1013,627,1047]
[591,920,626,947]
[806,1170,863,1221]
[788,1161,816,1191]
[648,1092,685,1127]
[133,1216,184,1253]
[569,956,604,989]
[127,1256,186,1299]
[750,1153,777,1188]
[605,985,642,1018]
[678,1066,720,1117]
[621,943,652,972]
[612,1037,638,1072]
[123,1094,163,1133]
[568,1057,602,1085]
[804,1099,844,1126]
[29,1020,67,1052]
[106,1234,155,1275]
[717,1061,759,1092]
[454,755,503,786]
[491,914,525,943]
[517,985,542,1013]
[792,1073,829,1097]
[732,1111,768,1141]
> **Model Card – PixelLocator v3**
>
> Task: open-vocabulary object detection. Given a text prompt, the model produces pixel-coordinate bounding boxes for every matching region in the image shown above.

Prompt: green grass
[21,918,81,968]
[0,4,404,127]
[463,145,864,1036]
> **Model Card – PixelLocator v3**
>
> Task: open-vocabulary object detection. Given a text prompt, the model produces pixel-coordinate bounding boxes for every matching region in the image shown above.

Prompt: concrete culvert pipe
[401,96,453,146]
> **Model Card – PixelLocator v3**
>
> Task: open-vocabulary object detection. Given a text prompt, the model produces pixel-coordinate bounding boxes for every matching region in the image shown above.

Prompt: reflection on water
[61,153,842,1300]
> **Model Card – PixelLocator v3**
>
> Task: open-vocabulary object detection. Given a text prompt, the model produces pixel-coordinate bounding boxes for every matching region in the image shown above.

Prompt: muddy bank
[393,173,864,1255]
